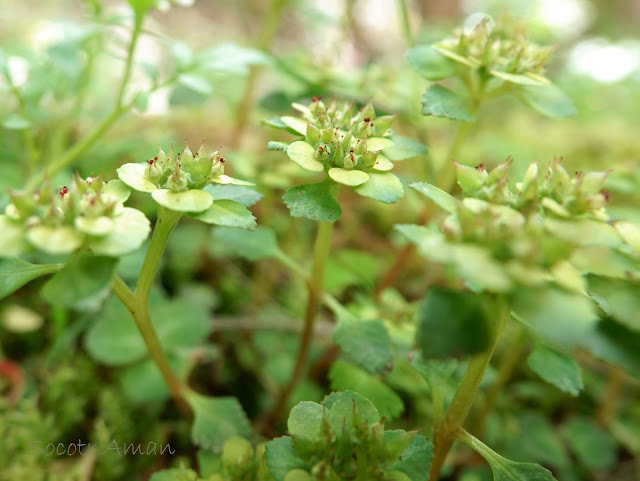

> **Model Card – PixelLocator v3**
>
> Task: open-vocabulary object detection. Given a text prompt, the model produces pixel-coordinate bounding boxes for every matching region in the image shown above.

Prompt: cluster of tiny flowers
[0,174,149,256]
[434,13,554,83]
[143,143,226,192]
[297,98,395,172]
[455,157,611,220]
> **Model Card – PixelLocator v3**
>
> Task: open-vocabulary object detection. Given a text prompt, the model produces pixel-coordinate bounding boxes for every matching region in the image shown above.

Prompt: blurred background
[1,1,640,480]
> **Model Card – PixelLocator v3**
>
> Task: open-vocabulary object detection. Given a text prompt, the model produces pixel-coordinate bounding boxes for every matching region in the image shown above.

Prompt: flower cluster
[0,174,149,257]
[265,391,431,480]
[401,158,638,293]
[434,13,554,86]
[269,98,404,204]
[455,157,610,220]
[117,143,257,229]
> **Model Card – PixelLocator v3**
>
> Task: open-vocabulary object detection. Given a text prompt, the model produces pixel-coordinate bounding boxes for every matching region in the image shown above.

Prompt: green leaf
[280,116,308,136]
[527,343,583,396]
[373,155,394,171]
[267,140,290,151]
[265,437,307,481]
[417,288,491,358]
[383,135,428,161]
[581,318,640,378]
[461,430,558,481]
[0,258,63,300]
[328,360,404,420]
[614,221,640,253]
[491,70,549,86]
[178,73,213,95]
[562,417,617,471]
[89,207,151,257]
[286,141,324,172]
[390,436,434,481]
[212,226,280,261]
[406,44,457,81]
[190,200,256,230]
[328,168,369,186]
[517,84,576,118]
[26,225,84,255]
[204,184,263,207]
[170,40,194,69]
[103,179,131,203]
[513,287,598,348]
[117,163,158,193]
[0,215,27,256]
[422,84,474,122]
[152,189,213,213]
[322,390,381,433]
[287,401,325,442]
[587,275,640,332]
[410,182,456,213]
[74,216,115,236]
[199,42,269,75]
[333,319,392,374]
[185,392,251,452]
[85,292,210,365]
[119,357,177,404]
[353,172,404,204]
[544,218,621,248]
[149,467,199,481]
[283,180,342,222]
[41,253,118,311]
[210,174,255,186]
[2,113,31,130]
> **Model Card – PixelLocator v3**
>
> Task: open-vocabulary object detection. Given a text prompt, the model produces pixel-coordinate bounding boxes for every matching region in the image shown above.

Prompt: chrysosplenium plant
[398,157,640,480]
[267,97,413,221]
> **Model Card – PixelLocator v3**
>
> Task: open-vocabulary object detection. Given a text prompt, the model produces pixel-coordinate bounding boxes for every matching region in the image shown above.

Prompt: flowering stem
[396,0,414,47]
[110,206,189,415]
[429,300,509,479]
[257,220,334,431]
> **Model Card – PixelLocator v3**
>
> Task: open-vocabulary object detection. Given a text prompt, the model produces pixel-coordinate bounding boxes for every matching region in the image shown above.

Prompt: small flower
[0,175,150,257]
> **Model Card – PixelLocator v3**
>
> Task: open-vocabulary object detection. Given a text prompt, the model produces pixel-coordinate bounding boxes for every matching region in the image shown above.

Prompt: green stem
[474,323,527,436]
[456,427,495,459]
[136,205,183,303]
[396,0,414,47]
[116,14,143,109]
[111,275,186,411]
[257,220,334,430]
[230,0,287,147]
[429,301,509,480]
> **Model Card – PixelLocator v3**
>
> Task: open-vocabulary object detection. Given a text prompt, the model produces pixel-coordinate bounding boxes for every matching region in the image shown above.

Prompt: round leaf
[26,225,83,255]
[328,168,369,186]
[283,180,342,222]
[372,155,394,171]
[116,163,158,193]
[209,174,255,186]
[280,116,307,135]
[286,141,324,172]
[89,207,151,256]
[0,215,27,257]
[152,189,213,213]
[353,173,404,204]
[190,199,256,230]
[74,216,115,236]
[422,84,474,122]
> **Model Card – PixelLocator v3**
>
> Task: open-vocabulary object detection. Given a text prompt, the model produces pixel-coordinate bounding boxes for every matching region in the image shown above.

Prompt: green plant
[2,4,640,481]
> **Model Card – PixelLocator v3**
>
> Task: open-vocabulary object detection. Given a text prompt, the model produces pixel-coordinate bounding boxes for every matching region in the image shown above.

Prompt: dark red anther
[317,95,322,100]
[476,163,485,170]
[364,117,370,123]
[601,189,610,202]
[370,122,374,127]
[349,149,354,153]
[147,159,154,165]
[219,157,225,163]
[311,97,317,102]
[154,156,158,161]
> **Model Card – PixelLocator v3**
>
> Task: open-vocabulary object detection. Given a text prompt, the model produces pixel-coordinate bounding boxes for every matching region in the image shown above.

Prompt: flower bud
[306,122,320,145]
[372,115,395,136]
[167,170,188,192]
[455,161,487,193]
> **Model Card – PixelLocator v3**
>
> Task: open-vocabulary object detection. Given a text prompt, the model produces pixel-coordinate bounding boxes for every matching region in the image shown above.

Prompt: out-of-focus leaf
[517,84,576,118]
[212,226,280,261]
[587,275,640,332]
[407,44,457,81]
[333,319,392,374]
[0,258,62,299]
[283,180,342,222]
[265,437,307,481]
[562,416,617,471]
[204,184,263,207]
[328,360,404,420]
[527,343,583,396]
[383,135,428,161]
[417,288,491,358]
[422,84,474,122]
[186,391,251,452]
